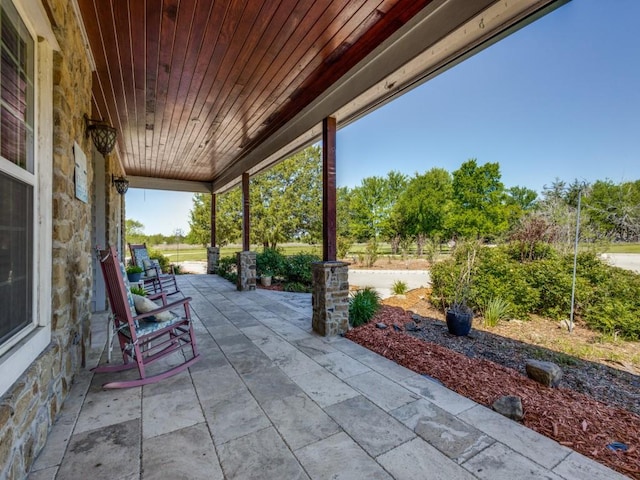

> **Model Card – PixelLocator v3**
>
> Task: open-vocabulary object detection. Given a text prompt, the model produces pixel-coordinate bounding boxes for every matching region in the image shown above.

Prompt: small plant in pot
[445,244,477,336]
[260,271,273,287]
[126,265,143,283]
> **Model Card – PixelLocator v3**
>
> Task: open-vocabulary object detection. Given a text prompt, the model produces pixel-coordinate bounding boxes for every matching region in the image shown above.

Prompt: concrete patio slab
[142,423,223,480]
[295,432,393,480]
[377,437,477,480]
[27,274,628,480]
[325,395,415,457]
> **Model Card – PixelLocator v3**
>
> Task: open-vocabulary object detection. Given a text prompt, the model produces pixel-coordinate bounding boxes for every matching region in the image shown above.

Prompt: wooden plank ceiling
[77,0,566,192]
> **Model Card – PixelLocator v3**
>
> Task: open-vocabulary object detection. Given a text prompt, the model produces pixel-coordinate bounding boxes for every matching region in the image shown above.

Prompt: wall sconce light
[112,175,129,195]
[85,114,117,155]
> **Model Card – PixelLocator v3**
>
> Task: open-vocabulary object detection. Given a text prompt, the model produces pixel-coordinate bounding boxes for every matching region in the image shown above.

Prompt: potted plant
[260,271,273,287]
[126,265,143,283]
[445,245,477,336]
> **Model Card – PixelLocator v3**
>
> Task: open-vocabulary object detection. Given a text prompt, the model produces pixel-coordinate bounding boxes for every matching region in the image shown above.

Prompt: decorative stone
[376,323,388,329]
[404,321,421,332]
[492,395,524,421]
[526,360,562,387]
[392,324,402,332]
[411,313,422,322]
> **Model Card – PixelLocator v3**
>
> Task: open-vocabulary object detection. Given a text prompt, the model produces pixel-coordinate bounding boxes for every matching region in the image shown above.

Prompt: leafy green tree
[447,159,509,240]
[393,168,453,246]
[585,179,640,241]
[187,194,213,247]
[507,186,537,211]
[125,219,146,245]
[250,146,322,248]
[349,171,407,242]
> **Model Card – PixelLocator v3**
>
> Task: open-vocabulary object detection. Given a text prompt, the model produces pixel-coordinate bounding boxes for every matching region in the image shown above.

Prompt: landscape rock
[492,395,524,421]
[392,324,402,332]
[404,321,421,332]
[411,313,422,322]
[376,323,388,329]
[526,359,562,387]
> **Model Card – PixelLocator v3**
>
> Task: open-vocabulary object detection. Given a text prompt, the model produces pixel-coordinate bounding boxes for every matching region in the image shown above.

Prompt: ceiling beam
[127,176,212,193]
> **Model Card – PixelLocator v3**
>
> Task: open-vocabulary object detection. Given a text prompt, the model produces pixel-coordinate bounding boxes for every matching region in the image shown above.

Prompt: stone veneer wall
[0,1,97,478]
[207,246,220,274]
[311,262,350,336]
[236,251,257,291]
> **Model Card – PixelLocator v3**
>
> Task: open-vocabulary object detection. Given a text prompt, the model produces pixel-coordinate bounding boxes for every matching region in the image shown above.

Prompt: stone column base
[236,251,256,291]
[312,261,349,336]
[207,246,220,274]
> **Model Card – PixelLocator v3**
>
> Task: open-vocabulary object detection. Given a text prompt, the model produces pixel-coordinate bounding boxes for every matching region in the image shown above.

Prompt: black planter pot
[446,310,473,336]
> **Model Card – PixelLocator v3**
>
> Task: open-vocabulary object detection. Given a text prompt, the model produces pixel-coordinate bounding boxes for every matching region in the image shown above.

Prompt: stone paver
[28,275,627,480]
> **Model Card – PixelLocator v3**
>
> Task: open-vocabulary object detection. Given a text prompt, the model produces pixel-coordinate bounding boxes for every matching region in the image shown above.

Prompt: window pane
[0,170,33,345]
[0,0,34,172]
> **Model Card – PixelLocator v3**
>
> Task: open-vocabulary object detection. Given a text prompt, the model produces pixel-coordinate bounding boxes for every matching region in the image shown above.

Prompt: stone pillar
[312,261,349,336]
[207,246,220,274]
[236,251,256,291]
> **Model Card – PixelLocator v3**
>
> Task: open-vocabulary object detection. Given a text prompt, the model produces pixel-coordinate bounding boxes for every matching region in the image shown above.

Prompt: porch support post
[323,116,337,262]
[312,116,349,336]
[242,172,250,251]
[237,172,256,290]
[207,193,219,274]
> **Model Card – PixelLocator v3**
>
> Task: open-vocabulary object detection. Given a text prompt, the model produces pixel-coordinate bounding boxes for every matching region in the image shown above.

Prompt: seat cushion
[132,293,175,322]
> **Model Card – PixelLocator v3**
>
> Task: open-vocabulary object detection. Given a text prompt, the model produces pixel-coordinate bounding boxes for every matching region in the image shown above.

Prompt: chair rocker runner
[129,243,181,296]
[95,246,199,389]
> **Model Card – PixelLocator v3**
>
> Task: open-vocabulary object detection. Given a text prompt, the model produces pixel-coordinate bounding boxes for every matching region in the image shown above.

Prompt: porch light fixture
[112,175,129,195]
[84,114,117,155]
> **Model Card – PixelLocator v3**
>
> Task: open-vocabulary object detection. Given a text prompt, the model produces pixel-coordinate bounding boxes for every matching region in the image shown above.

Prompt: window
[0,0,35,349]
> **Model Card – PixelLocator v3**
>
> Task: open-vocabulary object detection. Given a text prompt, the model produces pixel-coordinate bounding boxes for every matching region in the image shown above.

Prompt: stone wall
[207,247,220,274]
[0,1,94,478]
[312,262,350,336]
[236,251,256,291]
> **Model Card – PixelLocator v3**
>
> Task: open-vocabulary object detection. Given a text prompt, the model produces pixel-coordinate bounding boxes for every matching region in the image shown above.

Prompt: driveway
[348,269,431,299]
[601,253,640,273]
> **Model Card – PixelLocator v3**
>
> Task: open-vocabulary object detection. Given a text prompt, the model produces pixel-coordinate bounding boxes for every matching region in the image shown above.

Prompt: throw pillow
[142,259,157,278]
[131,293,174,322]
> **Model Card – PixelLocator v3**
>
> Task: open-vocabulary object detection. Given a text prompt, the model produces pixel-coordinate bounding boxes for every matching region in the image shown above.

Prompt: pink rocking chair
[94,246,199,388]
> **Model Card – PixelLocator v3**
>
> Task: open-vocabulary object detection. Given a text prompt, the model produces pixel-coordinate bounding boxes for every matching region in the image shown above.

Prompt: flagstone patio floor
[28,274,626,480]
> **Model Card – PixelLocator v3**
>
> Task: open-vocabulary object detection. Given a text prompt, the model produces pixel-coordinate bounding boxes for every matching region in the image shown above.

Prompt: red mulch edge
[345,305,640,479]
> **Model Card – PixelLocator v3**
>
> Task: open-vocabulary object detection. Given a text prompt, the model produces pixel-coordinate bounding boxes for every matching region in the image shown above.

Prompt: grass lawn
[604,242,640,253]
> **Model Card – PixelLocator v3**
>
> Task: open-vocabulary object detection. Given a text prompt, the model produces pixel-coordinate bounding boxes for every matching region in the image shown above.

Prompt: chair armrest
[147,291,167,305]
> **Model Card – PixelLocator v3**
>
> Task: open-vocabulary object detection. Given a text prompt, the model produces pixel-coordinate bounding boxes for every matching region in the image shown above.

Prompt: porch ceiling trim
[127,176,212,194]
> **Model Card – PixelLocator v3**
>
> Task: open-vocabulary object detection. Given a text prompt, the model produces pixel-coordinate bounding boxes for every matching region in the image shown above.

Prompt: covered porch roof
[75,0,567,194]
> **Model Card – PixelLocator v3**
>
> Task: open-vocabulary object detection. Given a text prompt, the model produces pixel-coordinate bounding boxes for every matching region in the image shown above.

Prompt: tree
[447,159,509,240]
[250,146,322,248]
[585,179,640,241]
[393,168,453,245]
[125,219,146,245]
[348,171,408,242]
[507,186,537,211]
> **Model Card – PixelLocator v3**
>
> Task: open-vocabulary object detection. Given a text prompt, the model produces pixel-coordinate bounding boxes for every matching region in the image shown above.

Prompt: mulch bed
[345,305,640,479]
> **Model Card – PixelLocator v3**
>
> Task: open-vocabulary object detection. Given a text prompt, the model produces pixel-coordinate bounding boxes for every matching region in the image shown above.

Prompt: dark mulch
[346,305,640,479]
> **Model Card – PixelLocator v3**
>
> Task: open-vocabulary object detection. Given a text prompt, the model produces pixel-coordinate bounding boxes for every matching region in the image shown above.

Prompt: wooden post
[242,172,250,251]
[210,193,216,247]
[323,116,337,261]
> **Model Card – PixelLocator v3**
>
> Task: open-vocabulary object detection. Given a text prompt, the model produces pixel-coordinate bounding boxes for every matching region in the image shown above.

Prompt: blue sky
[128,0,639,236]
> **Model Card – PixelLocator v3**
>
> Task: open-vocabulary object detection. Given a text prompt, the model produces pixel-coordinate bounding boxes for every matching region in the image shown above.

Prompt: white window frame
[0,0,56,396]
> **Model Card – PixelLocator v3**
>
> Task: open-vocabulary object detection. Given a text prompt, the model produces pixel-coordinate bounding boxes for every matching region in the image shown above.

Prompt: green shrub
[283,252,320,285]
[283,282,311,293]
[148,248,171,272]
[217,256,237,282]
[129,285,146,296]
[256,248,286,277]
[482,297,511,327]
[391,280,408,295]
[349,287,381,327]
[472,247,538,319]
